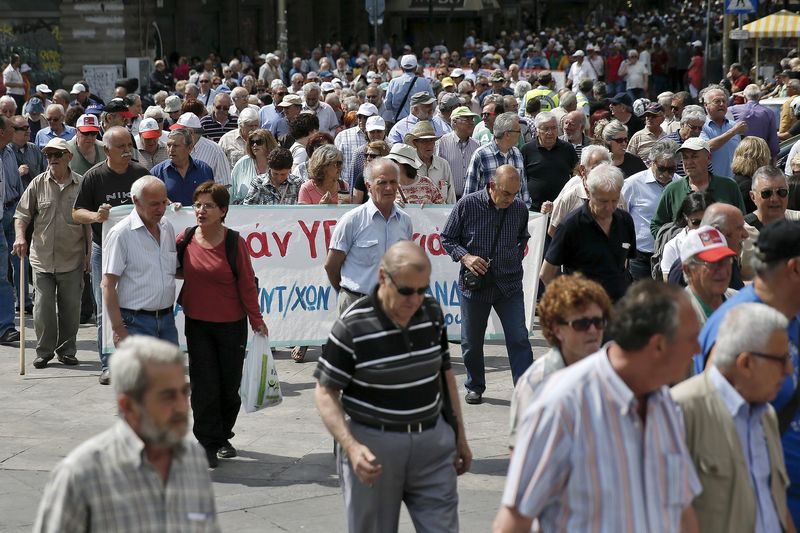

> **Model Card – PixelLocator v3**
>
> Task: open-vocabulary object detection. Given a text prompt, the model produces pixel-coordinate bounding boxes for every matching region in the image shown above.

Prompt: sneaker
[0,329,20,344]
[98,368,111,385]
[464,391,483,405]
[217,442,237,459]
[205,447,219,468]
[57,354,79,366]
[33,355,54,369]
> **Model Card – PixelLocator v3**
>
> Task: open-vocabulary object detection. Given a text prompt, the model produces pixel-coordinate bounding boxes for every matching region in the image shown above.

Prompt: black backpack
[176,226,258,288]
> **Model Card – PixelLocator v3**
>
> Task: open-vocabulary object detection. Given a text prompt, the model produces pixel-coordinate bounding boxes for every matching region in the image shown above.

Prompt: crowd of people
[3,7,800,530]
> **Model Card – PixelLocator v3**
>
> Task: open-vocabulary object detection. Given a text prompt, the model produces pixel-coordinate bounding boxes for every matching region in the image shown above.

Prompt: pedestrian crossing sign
[725,0,757,14]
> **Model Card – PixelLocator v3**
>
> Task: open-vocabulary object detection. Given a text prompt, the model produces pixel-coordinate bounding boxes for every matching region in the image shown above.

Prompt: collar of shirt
[129,205,169,234]
[708,365,768,420]
[166,156,198,174]
[595,345,665,415]
[642,168,678,186]
[365,197,399,221]
[45,168,80,185]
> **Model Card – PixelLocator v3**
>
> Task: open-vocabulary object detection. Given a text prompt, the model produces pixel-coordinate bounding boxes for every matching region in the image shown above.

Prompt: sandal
[291,345,308,363]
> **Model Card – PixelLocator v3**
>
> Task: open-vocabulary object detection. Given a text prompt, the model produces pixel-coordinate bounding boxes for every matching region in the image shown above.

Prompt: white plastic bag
[240,334,283,413]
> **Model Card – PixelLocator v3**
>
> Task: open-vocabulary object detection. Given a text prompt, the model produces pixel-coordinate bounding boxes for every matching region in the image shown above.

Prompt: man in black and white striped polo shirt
[314,241,471,532]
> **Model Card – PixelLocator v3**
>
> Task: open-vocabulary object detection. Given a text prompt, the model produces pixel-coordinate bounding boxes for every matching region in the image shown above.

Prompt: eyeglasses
[192,202,218,211]
[44,151,67,159]
[696,256,734,270]
[214,106,229,111]
[385,271,429,296]
[365,152,380,159]
[685,124,704,132]
[610,137,628,144]
[557,316,607,332]
[656,165,676,174]
[250,138,265,146]
[47,117,62,123]
[199,79,210,84]
[749,351,792,366]
[508,129,521,134]
[13,126,29,131]
[79,130,98,137]
[759,188,789,199]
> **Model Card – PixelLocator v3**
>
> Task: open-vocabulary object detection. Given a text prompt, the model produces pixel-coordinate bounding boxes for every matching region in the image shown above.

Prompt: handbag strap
[488,207,508,261]
[393,75,418,123]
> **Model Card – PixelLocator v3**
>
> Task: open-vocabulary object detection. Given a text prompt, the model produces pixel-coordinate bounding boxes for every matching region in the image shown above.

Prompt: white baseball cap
[400,54,418,69]
[70,83,87,95]
[76,114,101,133]
[365,116,386,132]
[321,81,335,93]
[138,117,162,139]
[357,103,379,117]
[169,112,202,130]
[35,83,52,94]
[679,226,737,263]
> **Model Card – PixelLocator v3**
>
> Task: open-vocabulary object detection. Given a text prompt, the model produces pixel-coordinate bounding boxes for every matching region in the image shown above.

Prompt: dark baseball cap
[610,93,633,107]
[756,219,800,263]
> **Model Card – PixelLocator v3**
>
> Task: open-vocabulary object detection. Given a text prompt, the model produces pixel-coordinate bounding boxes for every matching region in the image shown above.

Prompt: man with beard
[33,336,220,531]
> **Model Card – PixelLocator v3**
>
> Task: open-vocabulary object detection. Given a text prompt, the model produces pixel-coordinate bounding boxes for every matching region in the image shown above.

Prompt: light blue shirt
[700,117,740,178]
[34,125,76,149]
[259,104,281,134]
[1,145,22,203]
[386,113,451,146]
[708,365,781,533]
[384,72,434,122]
[621,168,680,253]
[329,201,413,294]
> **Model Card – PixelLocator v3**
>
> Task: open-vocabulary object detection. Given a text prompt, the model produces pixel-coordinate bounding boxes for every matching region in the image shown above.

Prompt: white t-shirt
[622,61,648,90]
[3,65,24,95]
[661,228,690,275]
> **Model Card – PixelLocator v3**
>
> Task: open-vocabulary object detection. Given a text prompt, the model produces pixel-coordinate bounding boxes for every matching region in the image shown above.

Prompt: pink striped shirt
[503,346,701,532]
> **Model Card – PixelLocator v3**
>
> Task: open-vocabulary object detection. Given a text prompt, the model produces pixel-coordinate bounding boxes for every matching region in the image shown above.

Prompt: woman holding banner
[177,181,268,468]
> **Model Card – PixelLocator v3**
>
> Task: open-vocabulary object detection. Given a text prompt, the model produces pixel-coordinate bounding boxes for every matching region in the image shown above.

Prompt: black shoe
[98,368,111,385]
[205,447,219,468]
[465,391,483,405]
[57,354,79,366]
[217,443,237,459]
[33,355,54,369]
[0,329,20,344]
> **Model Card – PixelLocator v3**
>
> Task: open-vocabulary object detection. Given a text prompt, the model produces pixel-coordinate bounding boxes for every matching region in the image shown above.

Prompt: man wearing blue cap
[384,54,434,124]
[23,97,47,143]
[609,92,644,136]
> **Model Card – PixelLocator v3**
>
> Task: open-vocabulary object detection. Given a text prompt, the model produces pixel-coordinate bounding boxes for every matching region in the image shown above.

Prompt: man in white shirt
[2,54,25,110]
[302,82,339,137]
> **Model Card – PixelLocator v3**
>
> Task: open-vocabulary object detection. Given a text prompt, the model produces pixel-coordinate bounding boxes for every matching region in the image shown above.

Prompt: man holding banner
[442,164,533,405]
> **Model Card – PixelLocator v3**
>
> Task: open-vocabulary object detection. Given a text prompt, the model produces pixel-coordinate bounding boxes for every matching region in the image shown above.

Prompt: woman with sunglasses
[229,128,278,203]
[352,140,390,204]
[298,144,348,205]
[597,119,646,178]
[655,191,715,281]
[508,274,611,451]
[730,136,771,213]
[178,181,267,468]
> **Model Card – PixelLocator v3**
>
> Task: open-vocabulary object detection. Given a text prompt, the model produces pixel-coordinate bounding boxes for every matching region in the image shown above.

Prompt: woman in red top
[178,181,267,468]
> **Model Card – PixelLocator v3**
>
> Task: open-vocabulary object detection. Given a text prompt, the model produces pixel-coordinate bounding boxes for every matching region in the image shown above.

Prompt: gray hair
[102,126,129,148]
[493,112,519,138]
[0,95,17,110]
[343,96,360,112]
[533,111,556,129]
[680,105,706,125]
[743,84,761,102]
[657,92,674,108]
[242,75,255,86]
[213,92,231,105]
[307,144,342,181]
[559,91,577,110]
[514,81,532,99]
[127,94,141,105]
[270,79,286,91]
[184,83,199,97]
[303,82,321,96]
[580,144,612,167]
[237,107,259,126]
[130,175,164,201]
[586,163,624,194]
[167,128,193,146]
[751,165,787,190]
[291,73,304,83]
[600,119,628,142]
[45,103,64,117]
[648,138,680,163]
[364,157,400,184]
[143,106,164,120]
[712,303,788,370]
[700,84,729,103]
[457,80,473,94]
[110,336,186,403]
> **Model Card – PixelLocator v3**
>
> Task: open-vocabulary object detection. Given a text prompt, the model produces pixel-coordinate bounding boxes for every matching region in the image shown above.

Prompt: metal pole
[704,0,711,85]
[739,14,744,63]
[277,0,288,63]
[18,261,25,376]
[723,14,730,78]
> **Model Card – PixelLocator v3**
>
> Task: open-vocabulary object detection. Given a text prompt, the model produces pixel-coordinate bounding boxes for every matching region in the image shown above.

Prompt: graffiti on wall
[0,20,62,90]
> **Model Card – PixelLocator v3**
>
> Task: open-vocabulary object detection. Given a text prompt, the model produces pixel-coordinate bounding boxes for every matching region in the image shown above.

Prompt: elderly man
[33,336,219,531]
[72,126,150,383]
[522,111,578,213]
[335,102,378,188]
[69,82,99,109]
[0,115,27,315]
[779,80,800,140]
[324,158,412,314]
[257,80,287,133]
[66,114,105,175]
[150,128,214,206]
[442,165,533,404]
[136,118,168,169]
[622,139,681,279]
[195,72,216,107]
[680,226,739,325]
[477,70,513,107]
[405,120,456,203]
[23,96,47,142]
[169,112,230,186]
[745,166,796,231]
[627,103,667,163]
[199,93,236,142]
[102,176,178,353]
[542,164,636,302]
[436,106,480,201]
[218,108,259,169]
[674,303,792,533]
[436,92,461,127]
[472,97,503,146]
[384,54,434,123]
[494,281,702,531]
[0,95,16,118]
[700,85,747,178]
[10,114,46,189]
[301,82,338,137]
[463,112,530,207]
[365,83,392,124]
[651,138,745,237]
[666,105,710,177]
[315,241,470,533]
[566,50,597,88]
[560,110,589,160]
[229,86,257,118]
[13,138,89,368]
[731,84,779,159]
[608,92,644,136]
[163,94,182,129]
[35,104,76,148]
[698,219,800,525]
[271,93,301,140]
[149,59,172,93]
[387,92,451,146]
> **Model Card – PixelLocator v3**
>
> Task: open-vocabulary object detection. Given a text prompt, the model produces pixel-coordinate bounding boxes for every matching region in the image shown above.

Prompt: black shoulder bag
[392,75,417,124]
[461,207,507,291]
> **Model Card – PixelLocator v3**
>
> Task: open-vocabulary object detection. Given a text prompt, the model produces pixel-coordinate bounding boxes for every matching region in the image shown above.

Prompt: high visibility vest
[523,87,559,113]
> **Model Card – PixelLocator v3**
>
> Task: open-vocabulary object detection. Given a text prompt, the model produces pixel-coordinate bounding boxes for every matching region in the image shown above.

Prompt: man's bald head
[701,202,747,254]
[381,240,431,275]
[492,164,521,186]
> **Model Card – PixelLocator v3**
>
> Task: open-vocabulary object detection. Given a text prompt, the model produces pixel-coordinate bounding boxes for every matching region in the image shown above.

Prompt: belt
[340,287,366,298]
[635,250,653,260]
[120,306,173,317]
[359,418,438,433]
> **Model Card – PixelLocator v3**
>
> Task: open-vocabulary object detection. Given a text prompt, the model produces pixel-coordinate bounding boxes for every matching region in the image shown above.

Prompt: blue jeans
[3,206,31,309]
[460,291,533,394]
[606,80,625,97]
[120,308,179,345]
[91,242,106,366]
[0,220,15,336]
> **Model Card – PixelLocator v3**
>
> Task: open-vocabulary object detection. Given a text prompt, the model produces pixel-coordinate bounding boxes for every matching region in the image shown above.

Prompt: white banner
[102,205,547,352]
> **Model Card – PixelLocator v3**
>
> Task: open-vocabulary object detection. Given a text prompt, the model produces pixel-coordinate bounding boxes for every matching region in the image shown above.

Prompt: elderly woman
[242,147,304,205]
[730,136,771,214]
[219,107,260,170]
[178,182,267,468]
[385,143,444,205]
[541,164,636,302]
[230,128,279,204]
[508,274,611,450]
[352,140,390,204]
[598,119,647,177]
[294,131,334,181]
[298,144,348,205]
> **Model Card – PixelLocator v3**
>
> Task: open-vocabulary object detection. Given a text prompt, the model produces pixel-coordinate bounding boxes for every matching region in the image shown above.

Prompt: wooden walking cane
[19,258,25,376]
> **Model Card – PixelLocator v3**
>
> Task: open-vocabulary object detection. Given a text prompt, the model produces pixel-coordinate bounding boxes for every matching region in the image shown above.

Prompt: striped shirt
[192,136,231,186]
[314,291,450,425]
[503,347,701,532]
[33,420,220,532]
[334,125,368,189]
[199,113,237,142]
[436,131,480,200]
[463,140,531,208]
[508,347,565,449]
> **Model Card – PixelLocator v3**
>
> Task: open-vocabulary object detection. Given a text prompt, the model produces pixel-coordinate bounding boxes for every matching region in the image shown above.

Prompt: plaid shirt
[242,173,304,205]
[463,140,531,208]
[334,125,368,189]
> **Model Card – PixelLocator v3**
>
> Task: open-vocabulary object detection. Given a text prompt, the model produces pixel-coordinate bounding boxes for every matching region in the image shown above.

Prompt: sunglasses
[656,165,676,174]
[558,316,607,332]
[759,188,789,199]
[610,137,628,144]
[365,152,380,159]
[250,138,265,146]
[215,106,229,111]
[386,271,429,296]
[685,124,704,132]
[199,80,210,84]
[45,151,67,159]
[481,112,496,117]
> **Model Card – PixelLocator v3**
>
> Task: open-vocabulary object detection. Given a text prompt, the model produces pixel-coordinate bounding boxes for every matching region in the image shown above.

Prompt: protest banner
[101,205,547,352]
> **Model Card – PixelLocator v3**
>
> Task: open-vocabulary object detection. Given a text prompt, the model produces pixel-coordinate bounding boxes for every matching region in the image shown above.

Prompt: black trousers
[185,316,248,450]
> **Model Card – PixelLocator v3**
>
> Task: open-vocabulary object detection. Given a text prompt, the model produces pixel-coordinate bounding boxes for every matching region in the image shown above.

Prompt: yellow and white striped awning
[742,10,800,38]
